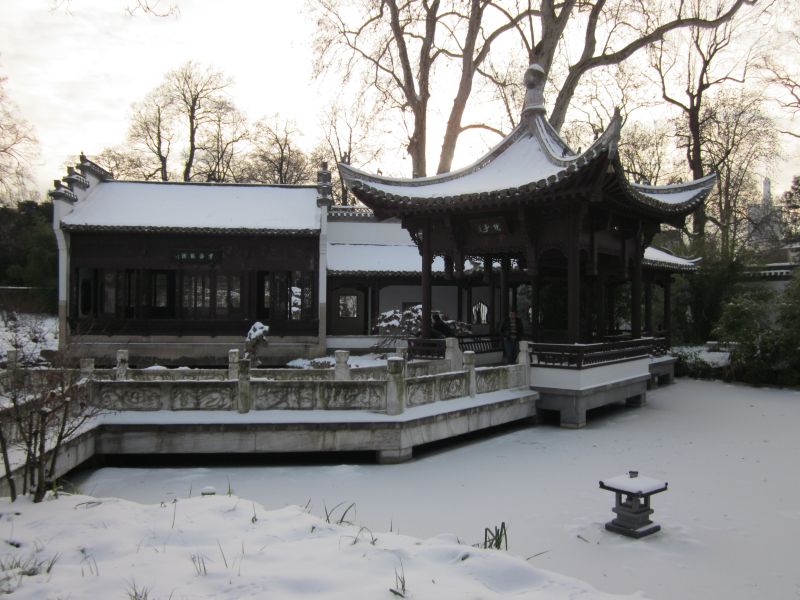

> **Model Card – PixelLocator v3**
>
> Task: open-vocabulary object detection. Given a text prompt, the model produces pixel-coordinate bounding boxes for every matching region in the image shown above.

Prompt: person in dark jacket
[500,311,523,364]
[431,312,455,338]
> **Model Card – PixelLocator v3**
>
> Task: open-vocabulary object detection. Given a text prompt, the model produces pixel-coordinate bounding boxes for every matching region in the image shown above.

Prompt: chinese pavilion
[340,63,714,345]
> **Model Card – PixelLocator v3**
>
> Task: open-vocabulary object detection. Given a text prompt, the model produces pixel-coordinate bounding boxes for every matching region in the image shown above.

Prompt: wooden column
[500,257,510,325]
[663,277,672,346]
[631,239,643,339]
[421,219,432,339]
[456,282,463,322]
[530,274,540,340]
[489,276,496,334]
[607,282,616,334]
[595,274,607,341]
[484,258,495,333]
[466,283,473,324]
[511,283,518,313]
[567,203,582,343]
[644,281,654,336]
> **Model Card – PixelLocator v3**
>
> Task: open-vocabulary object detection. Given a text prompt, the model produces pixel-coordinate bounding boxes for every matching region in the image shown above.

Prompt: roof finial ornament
[522,63,546,117]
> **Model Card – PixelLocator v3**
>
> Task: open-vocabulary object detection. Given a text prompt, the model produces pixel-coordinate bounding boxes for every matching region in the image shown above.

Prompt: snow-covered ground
[0,494,629,600]
[672,346,731,368]
[287,353,388,369]
[59,379,800,600]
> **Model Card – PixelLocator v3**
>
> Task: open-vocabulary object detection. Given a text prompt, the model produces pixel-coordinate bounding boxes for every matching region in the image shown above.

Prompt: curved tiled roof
[340,71,715,219]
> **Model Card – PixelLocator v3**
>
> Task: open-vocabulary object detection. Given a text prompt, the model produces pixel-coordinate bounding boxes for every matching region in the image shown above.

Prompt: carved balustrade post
[115,349,129,381]
[386,357,406,415]
[395,339,408,361]
[463,350,477,398]
[228,349,239,381]
[238,358,251,414]
[80,358,95,379]
[444,337,463,371]
[334,350,351,381]
[517,340,531,387]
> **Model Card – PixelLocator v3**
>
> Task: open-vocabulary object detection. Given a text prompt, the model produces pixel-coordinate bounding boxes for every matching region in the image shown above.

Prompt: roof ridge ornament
[521,63,546,117]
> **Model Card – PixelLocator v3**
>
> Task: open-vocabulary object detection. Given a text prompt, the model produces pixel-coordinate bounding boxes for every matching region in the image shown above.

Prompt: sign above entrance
[471,217,508,235]
[174,250,220,263]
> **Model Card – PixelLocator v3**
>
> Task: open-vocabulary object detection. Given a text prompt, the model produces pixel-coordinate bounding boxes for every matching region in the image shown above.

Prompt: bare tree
[0,76,37,205]
[0,347,102,503]
[194,102,249,182]
[765,28,800,138]
[244,118,313,185]
[93,146,163,180]
[313,0,541,177]
[98,62,243,182]
[650,10,759,243]
[545,0,759,132]
[313,0,758,178]
[322,101,383,204]
[165,62,232,181]
[618,121,680,185]
[127,88,175,181]
[694,90,779,261]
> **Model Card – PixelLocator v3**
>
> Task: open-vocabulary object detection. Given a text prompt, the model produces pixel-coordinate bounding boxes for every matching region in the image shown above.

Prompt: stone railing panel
[251,381,317,410]
[406,377,437,407]
[251,369,335,381]
[350,366,388,381]
[476,366,509,394]
[320,381,387,411]
[505,364,527,389]
[128,369,228,382]
[92,380,237,411]
[406,359,450,378]
[437,372,468,401]
[93,381,165,411]
[170,382,236,410]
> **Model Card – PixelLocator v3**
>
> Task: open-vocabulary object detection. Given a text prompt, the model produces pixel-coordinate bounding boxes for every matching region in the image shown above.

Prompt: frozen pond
[70,379,800,600]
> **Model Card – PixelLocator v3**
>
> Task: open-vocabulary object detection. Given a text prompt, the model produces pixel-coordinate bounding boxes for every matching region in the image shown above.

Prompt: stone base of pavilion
[648,355,677,388]
[0,388,539,497]
[529,357,651,428]
[93,389,537,464]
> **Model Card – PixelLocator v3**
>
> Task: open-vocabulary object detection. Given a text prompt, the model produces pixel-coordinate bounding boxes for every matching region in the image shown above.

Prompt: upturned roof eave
[338,111,622,209]
[345,148,613,215]
[611,158,717,217]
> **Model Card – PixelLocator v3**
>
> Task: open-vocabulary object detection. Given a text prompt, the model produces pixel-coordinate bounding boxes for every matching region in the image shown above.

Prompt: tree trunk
[0,426,17,501]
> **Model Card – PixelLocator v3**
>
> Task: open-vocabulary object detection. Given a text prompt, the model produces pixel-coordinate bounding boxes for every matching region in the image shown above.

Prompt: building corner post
[317,162,333,357]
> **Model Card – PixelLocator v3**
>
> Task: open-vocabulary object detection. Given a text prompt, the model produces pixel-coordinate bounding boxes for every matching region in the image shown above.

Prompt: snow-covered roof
[61,181,320,234]
[643,247,698,271]
[328,243,445,275]
[342,116,585,199]
[340,64,715,220]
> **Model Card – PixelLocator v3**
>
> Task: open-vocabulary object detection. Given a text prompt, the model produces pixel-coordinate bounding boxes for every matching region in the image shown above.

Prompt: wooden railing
[457,335,503,354]
[407,335,503,359]
[407,338,446,359]
[529,338,660,369]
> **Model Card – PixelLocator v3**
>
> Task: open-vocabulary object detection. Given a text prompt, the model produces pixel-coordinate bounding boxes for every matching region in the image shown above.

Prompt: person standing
[431,312,455,338]
[500,310,523,364]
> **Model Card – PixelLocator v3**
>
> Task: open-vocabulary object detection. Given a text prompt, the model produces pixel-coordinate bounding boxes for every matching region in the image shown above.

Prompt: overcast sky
[0,0,321,193]
[1,0,798,197]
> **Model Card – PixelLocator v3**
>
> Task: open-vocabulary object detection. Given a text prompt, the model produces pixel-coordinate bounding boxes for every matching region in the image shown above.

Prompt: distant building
[747,177,784,256]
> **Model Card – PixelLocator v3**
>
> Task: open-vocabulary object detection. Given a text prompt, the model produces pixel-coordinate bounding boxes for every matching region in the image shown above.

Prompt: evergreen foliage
[713,270,800,387]
[0,201,57,312]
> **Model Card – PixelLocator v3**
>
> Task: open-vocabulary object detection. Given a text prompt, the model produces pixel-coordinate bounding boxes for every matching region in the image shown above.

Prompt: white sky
[0,0,320,193]
[1,0,798,197]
